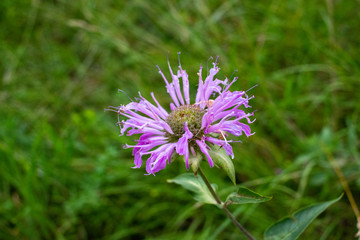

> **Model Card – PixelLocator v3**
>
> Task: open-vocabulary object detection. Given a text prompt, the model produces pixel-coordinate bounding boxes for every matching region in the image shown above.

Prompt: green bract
[208,145,236,185]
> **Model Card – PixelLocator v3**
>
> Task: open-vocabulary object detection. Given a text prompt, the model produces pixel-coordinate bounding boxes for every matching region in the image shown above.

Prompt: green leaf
[189,153,202,173]
[167,173,218,205]
[208,145,236,185]
[225,187,272,206]
[264,194,343,240]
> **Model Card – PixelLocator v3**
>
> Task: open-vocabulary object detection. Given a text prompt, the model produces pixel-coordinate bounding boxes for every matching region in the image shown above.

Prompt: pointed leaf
[167,173,218,205]
[208,145,236,185]
[264,194,343,240]
[225,187,272,205]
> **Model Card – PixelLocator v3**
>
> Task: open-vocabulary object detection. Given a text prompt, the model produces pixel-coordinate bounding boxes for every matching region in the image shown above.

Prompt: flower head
[109,54,255,175]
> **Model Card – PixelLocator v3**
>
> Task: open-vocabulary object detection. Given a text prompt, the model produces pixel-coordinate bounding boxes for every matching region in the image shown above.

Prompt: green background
[1,0,359,239]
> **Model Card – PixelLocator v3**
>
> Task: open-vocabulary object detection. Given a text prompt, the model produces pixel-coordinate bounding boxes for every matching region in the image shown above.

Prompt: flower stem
[197,168,256,240]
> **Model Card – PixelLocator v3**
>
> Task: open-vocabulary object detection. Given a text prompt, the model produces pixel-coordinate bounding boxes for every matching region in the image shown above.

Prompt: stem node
[197,168,256,240]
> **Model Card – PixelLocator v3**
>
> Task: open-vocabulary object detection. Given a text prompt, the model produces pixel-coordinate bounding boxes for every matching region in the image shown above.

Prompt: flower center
[165,105,205,140]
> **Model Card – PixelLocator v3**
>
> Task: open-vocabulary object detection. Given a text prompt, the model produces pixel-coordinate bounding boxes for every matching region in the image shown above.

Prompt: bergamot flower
[109,54,255,175]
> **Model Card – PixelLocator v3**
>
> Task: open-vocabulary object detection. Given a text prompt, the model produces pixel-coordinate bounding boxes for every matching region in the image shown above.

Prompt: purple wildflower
[109,54,255,175]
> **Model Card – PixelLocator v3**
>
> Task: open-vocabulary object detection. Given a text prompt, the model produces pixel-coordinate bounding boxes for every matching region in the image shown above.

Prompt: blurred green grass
[1,0,359,239]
